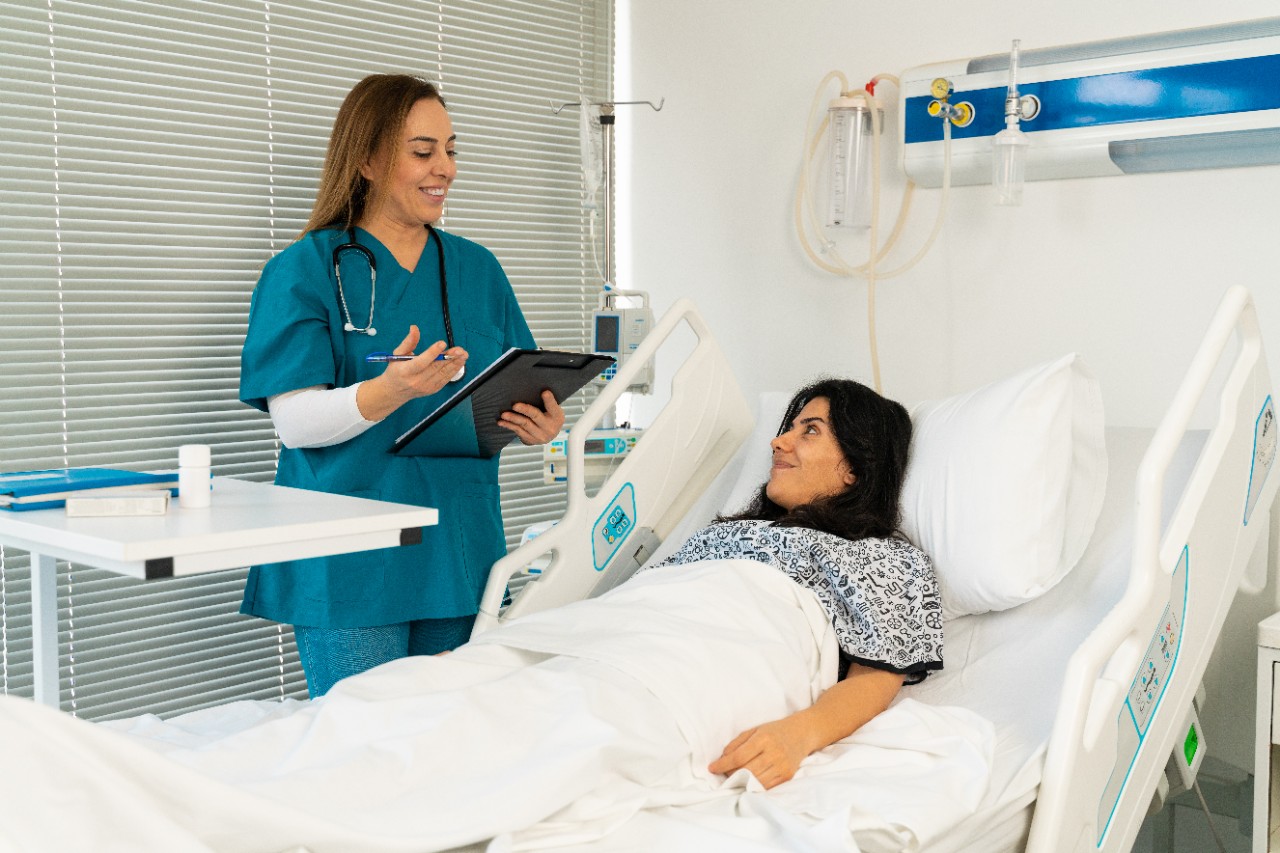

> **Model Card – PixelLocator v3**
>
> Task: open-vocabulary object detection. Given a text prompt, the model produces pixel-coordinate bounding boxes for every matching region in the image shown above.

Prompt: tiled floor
[1134,805,1252,853]
[1132,757,1252,853]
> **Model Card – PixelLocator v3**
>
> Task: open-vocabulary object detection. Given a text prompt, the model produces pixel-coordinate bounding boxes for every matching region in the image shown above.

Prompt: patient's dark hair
[718,378,912,541]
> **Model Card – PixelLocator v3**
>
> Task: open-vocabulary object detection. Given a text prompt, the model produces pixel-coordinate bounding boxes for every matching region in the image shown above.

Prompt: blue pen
[365,352,454,363]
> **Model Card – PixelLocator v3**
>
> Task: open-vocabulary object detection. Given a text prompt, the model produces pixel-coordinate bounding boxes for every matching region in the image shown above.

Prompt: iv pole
[550,98,664,291]
[550,97,664,431]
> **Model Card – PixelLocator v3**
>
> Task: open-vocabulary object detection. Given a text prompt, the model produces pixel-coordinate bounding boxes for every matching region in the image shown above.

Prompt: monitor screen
[594,314,620,353]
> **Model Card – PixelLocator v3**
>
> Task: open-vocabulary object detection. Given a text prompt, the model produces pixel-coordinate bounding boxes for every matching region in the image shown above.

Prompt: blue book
[0,468,180,512]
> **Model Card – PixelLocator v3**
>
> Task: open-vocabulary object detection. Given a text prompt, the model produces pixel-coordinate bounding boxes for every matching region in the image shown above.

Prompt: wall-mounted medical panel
[899,17,1280,187]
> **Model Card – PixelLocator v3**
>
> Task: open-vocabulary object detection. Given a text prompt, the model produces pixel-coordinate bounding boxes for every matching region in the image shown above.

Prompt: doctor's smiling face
[361,97,457,231]
[767,397,857,511]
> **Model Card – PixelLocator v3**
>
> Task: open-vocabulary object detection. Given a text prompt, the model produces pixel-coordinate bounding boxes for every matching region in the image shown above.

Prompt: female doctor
[239,74,564,697]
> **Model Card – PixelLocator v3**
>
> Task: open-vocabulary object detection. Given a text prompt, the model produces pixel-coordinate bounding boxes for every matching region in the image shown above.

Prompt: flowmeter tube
[827,98,874,228]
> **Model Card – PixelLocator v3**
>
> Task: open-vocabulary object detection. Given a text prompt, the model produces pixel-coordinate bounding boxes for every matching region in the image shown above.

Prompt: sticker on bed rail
[1096,544,1188,846]
[592,483,636,572]
[1245,396,1276,525]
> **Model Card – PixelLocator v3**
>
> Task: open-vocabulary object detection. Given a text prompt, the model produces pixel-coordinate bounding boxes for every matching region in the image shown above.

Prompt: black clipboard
[391,348,615,457]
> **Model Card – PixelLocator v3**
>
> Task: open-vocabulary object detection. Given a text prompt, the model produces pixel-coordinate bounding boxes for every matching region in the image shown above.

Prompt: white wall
[621,0,1280,425]
[622,1,1280,772]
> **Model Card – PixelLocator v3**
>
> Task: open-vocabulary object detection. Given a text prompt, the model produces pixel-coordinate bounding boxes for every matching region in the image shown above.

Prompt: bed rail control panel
[592,483,636,570]
[590,481,664,597]
[1097,545,1189,844]
[1128,607,1182,732]
[1245,396,1276,525]
[591,526,661,599]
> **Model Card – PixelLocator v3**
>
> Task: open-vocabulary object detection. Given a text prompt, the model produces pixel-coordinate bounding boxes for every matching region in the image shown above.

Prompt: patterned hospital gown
[651,519,943,681]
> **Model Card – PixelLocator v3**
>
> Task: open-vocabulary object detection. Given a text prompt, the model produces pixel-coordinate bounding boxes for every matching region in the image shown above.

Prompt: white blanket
[0,560,993,853]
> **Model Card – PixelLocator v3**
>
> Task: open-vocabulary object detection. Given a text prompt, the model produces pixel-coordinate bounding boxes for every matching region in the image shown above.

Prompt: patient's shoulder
[811,532,934,577]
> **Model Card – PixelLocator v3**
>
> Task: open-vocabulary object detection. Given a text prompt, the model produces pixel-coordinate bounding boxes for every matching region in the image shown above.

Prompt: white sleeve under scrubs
[238,226,535,629]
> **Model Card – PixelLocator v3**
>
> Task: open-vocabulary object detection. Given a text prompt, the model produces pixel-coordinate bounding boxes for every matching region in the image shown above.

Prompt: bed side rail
[472,298,754,637]
[1027,285,1278,852]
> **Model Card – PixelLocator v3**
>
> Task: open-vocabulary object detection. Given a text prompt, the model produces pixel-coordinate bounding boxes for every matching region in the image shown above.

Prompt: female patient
[0,378,942,851]
[662,376,942,787]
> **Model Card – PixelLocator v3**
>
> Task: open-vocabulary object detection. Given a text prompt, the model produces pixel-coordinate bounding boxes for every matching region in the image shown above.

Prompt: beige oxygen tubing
[794,71,953,392]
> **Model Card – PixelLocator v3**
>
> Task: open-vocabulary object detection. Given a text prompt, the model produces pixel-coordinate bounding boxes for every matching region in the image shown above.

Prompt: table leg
[30,551,59,708]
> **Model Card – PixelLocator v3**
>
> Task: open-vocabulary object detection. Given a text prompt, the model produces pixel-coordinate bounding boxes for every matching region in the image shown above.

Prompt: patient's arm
[707,662,904,790]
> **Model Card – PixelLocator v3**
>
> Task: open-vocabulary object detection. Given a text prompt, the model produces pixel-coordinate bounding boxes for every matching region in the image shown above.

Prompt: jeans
[293,615,475,698]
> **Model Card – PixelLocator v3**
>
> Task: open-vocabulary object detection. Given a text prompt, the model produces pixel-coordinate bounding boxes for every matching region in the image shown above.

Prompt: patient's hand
[709,663,904,790]
[708,717,813,790]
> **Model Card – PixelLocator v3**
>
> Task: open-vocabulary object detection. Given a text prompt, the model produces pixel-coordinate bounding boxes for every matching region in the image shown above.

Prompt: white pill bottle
[178,444,212,508]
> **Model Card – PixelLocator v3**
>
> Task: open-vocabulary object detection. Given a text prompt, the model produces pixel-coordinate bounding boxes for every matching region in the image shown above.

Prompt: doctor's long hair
[303,74,446,236]
[720,379,912,542]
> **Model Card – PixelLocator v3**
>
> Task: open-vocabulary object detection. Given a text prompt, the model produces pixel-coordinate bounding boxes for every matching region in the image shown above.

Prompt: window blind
[0,0,612,720]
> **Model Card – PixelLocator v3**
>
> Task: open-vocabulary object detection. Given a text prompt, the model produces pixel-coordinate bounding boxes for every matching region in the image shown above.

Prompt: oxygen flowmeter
[826,95,878,229]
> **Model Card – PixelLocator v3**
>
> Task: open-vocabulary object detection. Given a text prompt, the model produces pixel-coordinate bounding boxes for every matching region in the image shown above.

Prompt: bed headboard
[472,299,754,636]
[1027,285,1278,852]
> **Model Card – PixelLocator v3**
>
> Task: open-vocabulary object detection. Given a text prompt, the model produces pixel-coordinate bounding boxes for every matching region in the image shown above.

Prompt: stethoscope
[333,223,462,381]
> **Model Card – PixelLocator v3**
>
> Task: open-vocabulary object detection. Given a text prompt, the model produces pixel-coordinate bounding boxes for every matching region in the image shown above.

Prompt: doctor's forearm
[355,374,416,422]
[355,349,466,421]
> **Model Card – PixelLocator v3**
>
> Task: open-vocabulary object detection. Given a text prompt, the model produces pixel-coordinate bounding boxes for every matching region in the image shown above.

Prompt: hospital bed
[0,290,1271,853]
[476,285,1278,852]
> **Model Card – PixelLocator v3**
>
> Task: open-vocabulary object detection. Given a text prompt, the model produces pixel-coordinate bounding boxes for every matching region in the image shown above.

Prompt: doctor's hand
[355,325,468,422]
[497,390,564,446]
[708,716,814,790]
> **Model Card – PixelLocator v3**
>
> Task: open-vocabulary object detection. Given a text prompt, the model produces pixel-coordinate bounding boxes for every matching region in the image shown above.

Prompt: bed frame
[1027,284,1277,851]
[476,287,1276,852]
[473,299,754,635]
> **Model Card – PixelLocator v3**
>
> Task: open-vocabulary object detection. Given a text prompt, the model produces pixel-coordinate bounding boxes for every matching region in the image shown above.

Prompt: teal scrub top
[238,226,535,628]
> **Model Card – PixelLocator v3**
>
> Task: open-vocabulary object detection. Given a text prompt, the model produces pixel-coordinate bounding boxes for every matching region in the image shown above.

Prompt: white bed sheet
[0,559,993,853]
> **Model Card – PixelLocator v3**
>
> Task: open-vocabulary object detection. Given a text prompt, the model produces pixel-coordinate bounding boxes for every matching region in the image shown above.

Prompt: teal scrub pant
[293,616,475,698]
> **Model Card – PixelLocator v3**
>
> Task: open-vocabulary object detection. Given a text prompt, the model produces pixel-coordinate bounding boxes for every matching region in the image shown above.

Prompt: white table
[0,477,438,708]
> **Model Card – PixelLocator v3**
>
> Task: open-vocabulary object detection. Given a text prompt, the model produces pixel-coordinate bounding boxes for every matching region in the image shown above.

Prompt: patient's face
[767,397,855,510]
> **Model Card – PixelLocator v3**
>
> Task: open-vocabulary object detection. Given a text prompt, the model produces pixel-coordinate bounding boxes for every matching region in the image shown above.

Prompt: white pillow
[900,354,1107,620]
